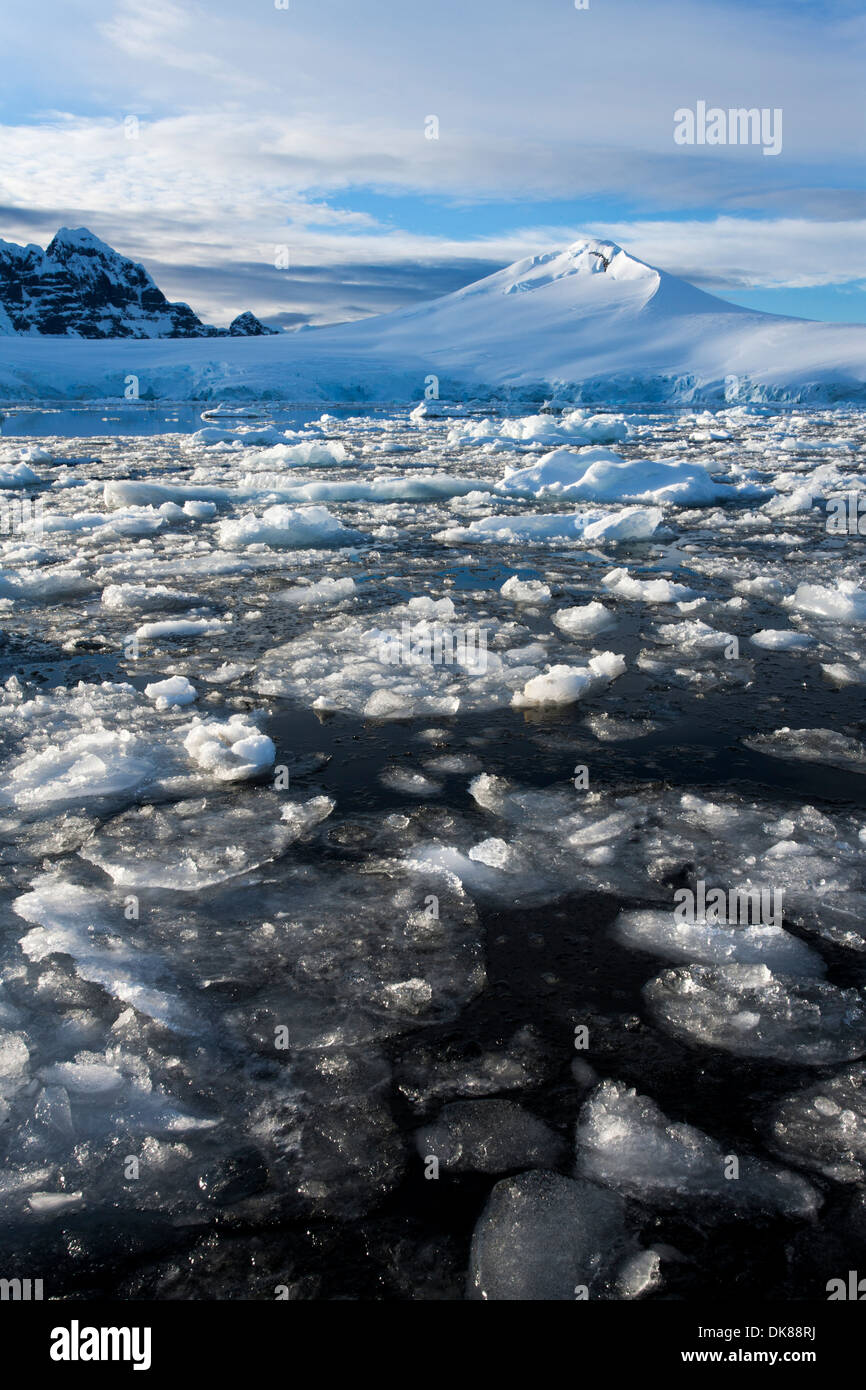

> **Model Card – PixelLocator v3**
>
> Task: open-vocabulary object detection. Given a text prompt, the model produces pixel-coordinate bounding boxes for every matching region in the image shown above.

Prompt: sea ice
[769,1068,866,1182]
[79,793,333,890]
[467,1170,640,1300]
[416,1100,565,1175]
[576,1080,818,1216]
[217,504,360,550]
[183,716,276,781]
[613,908,824,977]
[645,964,866,1064]
[144,676,198,709]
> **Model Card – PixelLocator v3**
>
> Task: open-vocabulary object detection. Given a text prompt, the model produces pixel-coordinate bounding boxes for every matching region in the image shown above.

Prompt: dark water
[0,399,805,439]
[2,625,864,1300]
[0,404,392,438]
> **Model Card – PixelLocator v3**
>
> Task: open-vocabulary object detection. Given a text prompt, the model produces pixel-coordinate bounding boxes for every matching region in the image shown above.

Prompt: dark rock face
[229,311,278,337]
[0,228,273,339]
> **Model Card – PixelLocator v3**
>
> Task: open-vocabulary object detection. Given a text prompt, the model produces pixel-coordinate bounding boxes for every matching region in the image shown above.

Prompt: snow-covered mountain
[0,228,277,339]
[323,239,866,400]
[0,237,864,401]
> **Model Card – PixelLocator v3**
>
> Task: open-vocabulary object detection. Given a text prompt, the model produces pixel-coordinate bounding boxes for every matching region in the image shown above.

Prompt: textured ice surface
[498,448,746,504]
[222,862,486,1053]
[254,596,628,718]
[0,679,277,810]
[750,630,815,651]
[144,675,198,709]
[512,653,626,707]
[0,403,864,1296]
[434,505,662,546]
[416,1100,565,1175]
[467,1171,640,1300]
[275,575,356,608]
[645,965,866,1064]
[217,503,360,550]
[784,581,866,624]
[613,909,824,977]
[500,575,551,604]
[79,793,333,889]
[744,727,866,771]
[769,1068,866,1182]
[396,1027,550,1113]
[14,876,191,1031]
[553,601,616,636]
[183,716,276,780]
[602,567,696,602]
[577,1080,818,1216]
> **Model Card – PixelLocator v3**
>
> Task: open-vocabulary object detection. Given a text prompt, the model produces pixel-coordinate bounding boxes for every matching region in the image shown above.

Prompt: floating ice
[769,1068,866,1183]
[602,567,696,602]
[183,716,276,781]
[467,1170,640,1301]
[102,583,203,612]
[553,602,615,636]
[645,964,866,1064]
[416,1100,565,1175]
[275,576,355,607]
[513,652,626,707]
[499,448,741,505]
[500,575,552,604]
[15,875,190,1030]
[434,506,661,546]
[613,908,824,977]
[576,1080,818,1216]
[744,727,866,772]
[217,504,360,550]
[750,630,815,651]
[0,679,280,811]
[784,580,866,623]
[144,675,198,710]
[79,793,333,890]
[135,618,226,641]
[254,600,577,718]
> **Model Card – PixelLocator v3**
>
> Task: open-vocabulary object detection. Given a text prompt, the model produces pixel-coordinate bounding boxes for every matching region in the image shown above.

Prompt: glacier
[0,239,865,403]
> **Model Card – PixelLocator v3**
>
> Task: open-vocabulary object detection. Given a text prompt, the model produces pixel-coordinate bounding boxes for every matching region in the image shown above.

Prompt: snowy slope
[0,238,864,402]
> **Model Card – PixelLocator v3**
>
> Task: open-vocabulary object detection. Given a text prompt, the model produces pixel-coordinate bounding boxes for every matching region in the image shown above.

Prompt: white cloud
[0,0,862,322]
[594,217,866,290]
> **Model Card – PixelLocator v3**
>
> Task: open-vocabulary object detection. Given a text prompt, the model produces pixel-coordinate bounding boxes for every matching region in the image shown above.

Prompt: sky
[0,0,864,329]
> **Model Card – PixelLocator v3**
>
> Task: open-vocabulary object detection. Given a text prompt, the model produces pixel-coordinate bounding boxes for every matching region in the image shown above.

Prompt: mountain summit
[0,234,864,403]
[309,235,865,400]
[0,228,277,339]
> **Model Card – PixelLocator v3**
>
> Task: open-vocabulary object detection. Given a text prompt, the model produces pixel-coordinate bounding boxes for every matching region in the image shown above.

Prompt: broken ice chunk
[183,715,275,781]
[613,908,824,977]
[467,1170,639,1300]
[500,576,552,604]
[144,675,198,710]
[80,793,333,890]
[769,1067,866,1183]
[577,1080,818,1217]
[512,652,626,707]
[644,964,866,1065]
[416,1100,565,1175]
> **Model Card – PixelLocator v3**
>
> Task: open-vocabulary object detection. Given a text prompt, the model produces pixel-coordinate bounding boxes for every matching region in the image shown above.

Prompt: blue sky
[0,0,863,328]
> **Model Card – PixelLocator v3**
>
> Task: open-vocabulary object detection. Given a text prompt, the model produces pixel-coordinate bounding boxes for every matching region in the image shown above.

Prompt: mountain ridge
[0,234,864,403]
[0,227,277,339]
